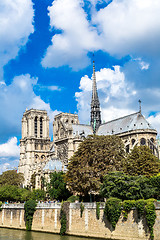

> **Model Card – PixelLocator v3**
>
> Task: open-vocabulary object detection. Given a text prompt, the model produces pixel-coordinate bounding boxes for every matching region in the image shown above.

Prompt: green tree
[31,189,46,201]
[101,172,154,200]
[0,185,32,202]
[123,146,160,177]
[65,135,125,197]
[150,173,160,199]
[47,171,70,201]
[0,170,24,186]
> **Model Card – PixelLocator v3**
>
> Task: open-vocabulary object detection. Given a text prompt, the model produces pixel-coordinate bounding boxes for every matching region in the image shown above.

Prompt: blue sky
[1,0,160,173]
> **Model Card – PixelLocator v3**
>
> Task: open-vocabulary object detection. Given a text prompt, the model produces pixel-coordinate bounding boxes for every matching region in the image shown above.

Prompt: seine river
[0,228,101,240]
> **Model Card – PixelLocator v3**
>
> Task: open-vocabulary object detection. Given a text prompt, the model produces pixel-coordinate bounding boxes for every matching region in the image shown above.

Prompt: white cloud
[94,0,160,57]
[42,0,100,70]
[0,0,34,77]
[0,137,19,157]
[147,113,160,135]
[0,74,60,139]
[42,0,160,70]
[75,66,136,123]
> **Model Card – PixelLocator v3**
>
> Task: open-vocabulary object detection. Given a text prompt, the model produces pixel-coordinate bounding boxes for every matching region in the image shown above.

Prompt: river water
[0,228,100,240]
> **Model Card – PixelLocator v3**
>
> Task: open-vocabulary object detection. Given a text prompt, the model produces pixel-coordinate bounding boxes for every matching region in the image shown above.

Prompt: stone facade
[18,109,51,187]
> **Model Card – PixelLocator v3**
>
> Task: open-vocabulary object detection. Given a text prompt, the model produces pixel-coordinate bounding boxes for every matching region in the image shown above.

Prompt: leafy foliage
[60,203,67,235]
[136,199,146,219]
[96,202,100,220]
[104,198,156,239]
[124,146,160,177]
[47,171,70,201]
[145,200,156,240]
[31,189,46,201]
[0,170,24,187]
[66,135,125,196]
[0,185,31,202]
[150,174,160,199]
[101,172,155,200]
[80,202,84,217]
[66,195,79,203]
[104,197,122,229]
[24,200,37,231]
[122,200,135,220]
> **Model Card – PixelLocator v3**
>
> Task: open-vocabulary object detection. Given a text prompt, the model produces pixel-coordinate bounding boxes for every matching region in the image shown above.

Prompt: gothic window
[35,144,38,150]
[40,117,43,138]
[132,139,136,146]
[140,138,146,146]
[34,117,38,137]
[41,143,43,150]
[149,138,154,151]
[126,144,129,153]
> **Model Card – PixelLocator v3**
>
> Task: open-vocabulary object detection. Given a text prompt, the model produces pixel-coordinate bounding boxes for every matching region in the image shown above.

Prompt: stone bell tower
[18,109,51,187]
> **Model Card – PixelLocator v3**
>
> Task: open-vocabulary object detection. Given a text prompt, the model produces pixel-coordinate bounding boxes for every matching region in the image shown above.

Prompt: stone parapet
[1,202,160,239]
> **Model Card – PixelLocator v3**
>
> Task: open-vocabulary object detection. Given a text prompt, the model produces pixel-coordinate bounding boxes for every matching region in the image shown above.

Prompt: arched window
[126,144,129,153]
[34,117,38,137]
[140,138,146,146]
[150,138,154,151]
[40,117,43,138]
[132,139,136,146]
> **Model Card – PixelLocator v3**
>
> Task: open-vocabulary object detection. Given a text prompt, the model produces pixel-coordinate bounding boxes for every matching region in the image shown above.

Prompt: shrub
[135,199,146,219]
[80,203,84,218]
[24,200,37,231]
[122,200,135,220]
[104,197,122,229]
[96,202,100,220]
[145,200,156,240]
[60,203,67,235]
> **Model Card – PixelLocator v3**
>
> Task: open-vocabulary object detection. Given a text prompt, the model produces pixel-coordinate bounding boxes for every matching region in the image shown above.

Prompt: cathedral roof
[97,112,157,136]
[72,124,93,137]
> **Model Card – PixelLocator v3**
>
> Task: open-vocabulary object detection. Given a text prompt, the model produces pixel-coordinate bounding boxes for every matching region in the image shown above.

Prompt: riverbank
[1,202,160,240]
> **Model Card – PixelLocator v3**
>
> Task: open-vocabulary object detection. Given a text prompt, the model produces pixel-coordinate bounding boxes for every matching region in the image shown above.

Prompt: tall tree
[65,135,125,197]
[0,170,24,186]
[47,171,70,201]
[123,146,160,177]
[101,172,155,200]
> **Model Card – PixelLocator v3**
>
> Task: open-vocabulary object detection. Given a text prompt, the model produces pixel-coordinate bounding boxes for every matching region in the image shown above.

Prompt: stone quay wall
[1,202,160,240]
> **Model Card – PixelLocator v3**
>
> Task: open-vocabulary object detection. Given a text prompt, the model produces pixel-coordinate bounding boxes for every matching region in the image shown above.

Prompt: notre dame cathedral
[18,62,158,188]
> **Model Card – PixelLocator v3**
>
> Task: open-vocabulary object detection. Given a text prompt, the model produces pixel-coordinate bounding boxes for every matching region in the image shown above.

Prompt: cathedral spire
[90,60,101,133]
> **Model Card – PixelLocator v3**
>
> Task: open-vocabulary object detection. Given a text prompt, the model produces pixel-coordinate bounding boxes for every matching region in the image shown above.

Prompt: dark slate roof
[97,112,157,136]
[72,124,93,138]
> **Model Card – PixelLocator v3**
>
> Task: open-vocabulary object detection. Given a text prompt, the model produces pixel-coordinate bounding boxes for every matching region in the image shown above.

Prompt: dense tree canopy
[65,135,125,196]
[0,170,24,186]
[101,172,155,200]
[123,146,160,177]
[47,171,70,201]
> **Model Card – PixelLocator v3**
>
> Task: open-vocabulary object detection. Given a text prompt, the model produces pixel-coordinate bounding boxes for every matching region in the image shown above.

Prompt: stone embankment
[1,202,160,240]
